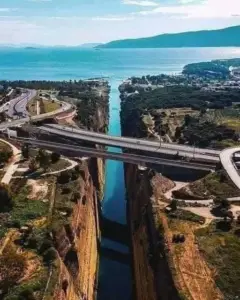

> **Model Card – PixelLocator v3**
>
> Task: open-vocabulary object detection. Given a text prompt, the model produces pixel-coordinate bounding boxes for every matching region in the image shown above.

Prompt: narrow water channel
[97,80,132,300]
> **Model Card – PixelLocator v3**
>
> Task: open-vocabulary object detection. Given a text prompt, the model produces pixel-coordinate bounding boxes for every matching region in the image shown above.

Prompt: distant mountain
[78,43,102,48]
[98,25,240,49]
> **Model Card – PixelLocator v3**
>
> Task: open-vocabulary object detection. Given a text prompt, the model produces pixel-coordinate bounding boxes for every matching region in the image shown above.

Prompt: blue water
[1,47,240,299]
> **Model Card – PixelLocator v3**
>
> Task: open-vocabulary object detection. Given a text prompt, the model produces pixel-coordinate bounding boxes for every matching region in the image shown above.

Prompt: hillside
[98,25,240,48]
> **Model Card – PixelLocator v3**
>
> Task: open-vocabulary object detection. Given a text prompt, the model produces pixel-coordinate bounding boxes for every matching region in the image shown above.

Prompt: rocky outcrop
[125,165,180,300]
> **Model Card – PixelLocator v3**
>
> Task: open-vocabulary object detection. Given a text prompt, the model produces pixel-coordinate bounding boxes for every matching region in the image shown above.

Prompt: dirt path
[160,213,222,300]
[0,138,21,185]
[164,181,189,200]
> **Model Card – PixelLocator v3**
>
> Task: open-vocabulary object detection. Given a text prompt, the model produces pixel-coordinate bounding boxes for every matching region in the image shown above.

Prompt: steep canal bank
[97,80,132,300]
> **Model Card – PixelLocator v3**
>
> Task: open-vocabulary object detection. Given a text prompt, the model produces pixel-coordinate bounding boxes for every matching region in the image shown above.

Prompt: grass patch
[168,209,205,224]
[173,171,240,200]
[4,263,49,300]
[196,222,240,300]
[40,99,60,114]
[8,185,49,227]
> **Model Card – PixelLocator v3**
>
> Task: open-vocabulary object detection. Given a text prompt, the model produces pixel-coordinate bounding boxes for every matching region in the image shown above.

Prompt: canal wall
[125,164,181,300]
[52,159,103,300]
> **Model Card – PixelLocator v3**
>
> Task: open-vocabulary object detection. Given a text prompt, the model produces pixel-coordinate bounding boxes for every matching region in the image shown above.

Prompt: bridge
[11,137,215,171]
[38,124,220,164]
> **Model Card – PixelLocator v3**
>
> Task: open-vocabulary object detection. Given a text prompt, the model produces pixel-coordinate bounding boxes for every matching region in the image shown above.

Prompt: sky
[0,0,239,45]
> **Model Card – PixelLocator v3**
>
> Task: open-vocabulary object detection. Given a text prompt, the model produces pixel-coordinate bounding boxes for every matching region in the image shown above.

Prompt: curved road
[0,90,73,130]
[220,147,240,189]
[7,89,37,118]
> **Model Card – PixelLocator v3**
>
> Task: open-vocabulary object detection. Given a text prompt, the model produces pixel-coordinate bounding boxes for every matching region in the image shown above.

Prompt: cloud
[123,0,158,7]
[135,0,240,18]
[177,0,199,3]
[92,16,134,21]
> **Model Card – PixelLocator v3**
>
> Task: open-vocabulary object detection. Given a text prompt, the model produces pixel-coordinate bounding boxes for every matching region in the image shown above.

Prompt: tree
[21,144,29,159]
[36,149,50,171]
[58,171,71,184]
[43,247,57,264]
[0,184,13,212]
[51,152,60,163]
[221,199,230,210]
[0,151,12,164]
[170,199,178,211]
[175,127,182,140]
[29,158,38,172]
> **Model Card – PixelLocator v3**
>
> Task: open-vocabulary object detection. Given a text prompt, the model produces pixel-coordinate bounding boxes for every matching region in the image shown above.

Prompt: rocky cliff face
[49,86,109,300]
[52,161,101,300]
[125,165,179,300]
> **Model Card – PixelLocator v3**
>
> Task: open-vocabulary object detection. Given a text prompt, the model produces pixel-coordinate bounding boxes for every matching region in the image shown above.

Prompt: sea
[1,47,240,299]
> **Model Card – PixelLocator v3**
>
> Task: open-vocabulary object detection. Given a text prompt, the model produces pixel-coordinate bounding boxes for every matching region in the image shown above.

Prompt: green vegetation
[183,61,230,77]
[180,115,237,148]
[0,141,13,164]
[203,108,240,134]
[167,209,205,224]
[10,190,48,227]
[120,85,240,137]
[173,171,240,200]
[50,168,82,234]
[196,221,240,299]
[183,58,240,77]
[0,247,27,295]
[3,263,49,300]
[0,184,13,213]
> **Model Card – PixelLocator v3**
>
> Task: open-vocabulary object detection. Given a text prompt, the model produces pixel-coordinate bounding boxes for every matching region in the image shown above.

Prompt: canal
[97,79,132,300]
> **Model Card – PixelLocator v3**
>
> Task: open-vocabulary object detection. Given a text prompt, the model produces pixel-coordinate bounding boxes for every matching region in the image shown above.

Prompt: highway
[0,92,73,130]
[7,89,37,118]
[12,137,215,171]
[39,124,220,163]
[220,148,240,189]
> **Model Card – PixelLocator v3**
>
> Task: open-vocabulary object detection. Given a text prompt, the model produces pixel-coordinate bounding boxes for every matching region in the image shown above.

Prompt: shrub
[39,239,53,254]
[19,288,36,300]
[0,184,13,213]
[62,187,71,195]
[51,152,60,163]
[58,171,71,184]
[43,247,57,264]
